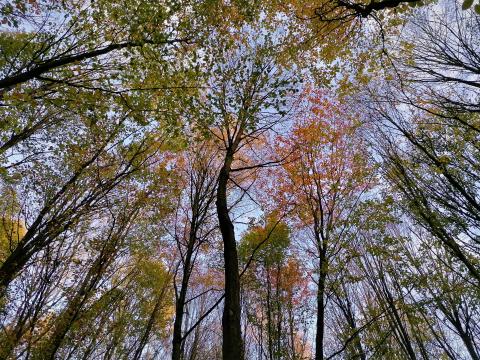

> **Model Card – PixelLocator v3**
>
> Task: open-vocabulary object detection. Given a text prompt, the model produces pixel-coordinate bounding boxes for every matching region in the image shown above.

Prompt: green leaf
[462,0,474,9]
[475,4,480,13]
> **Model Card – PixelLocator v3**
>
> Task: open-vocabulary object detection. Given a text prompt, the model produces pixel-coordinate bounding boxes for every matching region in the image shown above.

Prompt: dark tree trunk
[172,238,195,360]
[315,248,327,360]
[36,238,119,360]
[266,269,274,360]
[378,277,417,360]
[0,244,28,294]
[449,313,480,360]
[216,152,243,360]
[338,288,366,360]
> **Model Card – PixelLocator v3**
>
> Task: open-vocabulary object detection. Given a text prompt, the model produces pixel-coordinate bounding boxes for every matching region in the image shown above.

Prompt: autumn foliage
[1,1,479,359]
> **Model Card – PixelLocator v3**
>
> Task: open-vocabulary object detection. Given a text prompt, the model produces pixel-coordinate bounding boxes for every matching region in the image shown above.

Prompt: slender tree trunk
[132,286,168,360]
[288,297,296,360]
[379,278,417,360]
[266,269,274,360]
[450,315,480,360]
[275,263,282,360]
[172,272,189,360]
[172,237,196,360]
[315,249,327,360]
[0,238,36,295]
[35,241,117,360]
[216,152,243,360]
[344,302,366,360]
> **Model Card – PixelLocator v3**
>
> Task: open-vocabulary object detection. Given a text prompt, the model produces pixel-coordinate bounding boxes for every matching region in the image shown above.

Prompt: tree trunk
[450,314,480,360]
[266,269,274,360]
[216,153,243,360]
[172,236,196,360]
[315,249,327,360]
[133,286,168,360]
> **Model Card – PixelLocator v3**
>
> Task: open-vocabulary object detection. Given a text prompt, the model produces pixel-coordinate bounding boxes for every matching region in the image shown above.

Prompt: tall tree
[368,3,480,282]
[171,142,219,360]
[194,33,298,360]
[272,89,373,360]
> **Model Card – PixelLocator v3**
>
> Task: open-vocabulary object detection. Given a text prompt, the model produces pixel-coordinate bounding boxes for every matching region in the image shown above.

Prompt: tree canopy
[1,1,479,359]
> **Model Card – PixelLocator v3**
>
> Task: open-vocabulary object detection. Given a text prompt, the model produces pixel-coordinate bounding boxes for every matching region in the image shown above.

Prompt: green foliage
[0,186,24,263]
[239,215,290,267]
[462,0,480,11]
[462,0,474,9]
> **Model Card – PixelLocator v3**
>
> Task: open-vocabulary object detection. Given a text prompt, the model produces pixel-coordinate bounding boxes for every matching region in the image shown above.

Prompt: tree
[0,110,178,295]
[0,141,180,358]
[194,32,298,360]
[239,215,290,360]
[0,0,197,157]
[171,142,219,360]
[368,3,480,282]
[239,214,312,360]
[272,89,373,360]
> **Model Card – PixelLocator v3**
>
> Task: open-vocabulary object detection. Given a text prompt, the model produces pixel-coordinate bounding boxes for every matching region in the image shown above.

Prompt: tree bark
[172,237,195,360]
[216,151,243,360]
[315,248,327,360]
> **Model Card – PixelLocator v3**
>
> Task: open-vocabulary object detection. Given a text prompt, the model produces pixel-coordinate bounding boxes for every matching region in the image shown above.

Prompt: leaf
[475,4,480,13]
[462,0,474,9]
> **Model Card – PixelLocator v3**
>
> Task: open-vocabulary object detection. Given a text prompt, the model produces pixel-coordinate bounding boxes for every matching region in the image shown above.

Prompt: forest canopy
[1,0,479,359]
